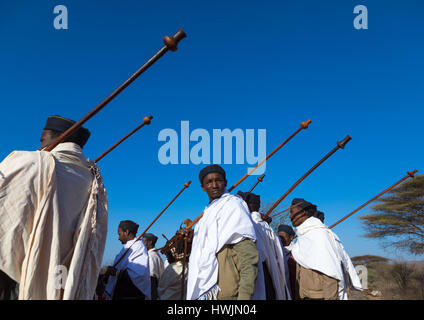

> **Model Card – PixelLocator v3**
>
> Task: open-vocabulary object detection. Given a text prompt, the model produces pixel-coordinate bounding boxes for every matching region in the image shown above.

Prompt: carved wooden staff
[94,116,153,162]
[113,180,191,268]
[184,119,312,229]
[329,170,418,229]
[181,236,189,300]
[43,28,186,152]
[262,135,352,219]
[248,174,266,193]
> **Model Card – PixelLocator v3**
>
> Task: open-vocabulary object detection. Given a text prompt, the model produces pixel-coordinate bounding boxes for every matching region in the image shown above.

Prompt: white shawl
[0,142,108,300]
[148,248,165,279]
[251,211,290,300]
[186,193,261,300]
[291,217,362,299]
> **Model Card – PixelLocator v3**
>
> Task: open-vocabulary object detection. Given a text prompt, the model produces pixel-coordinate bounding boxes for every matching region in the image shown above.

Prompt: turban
[314,210,325,223]
[44,115,91,147]
[291,198,317,213]
[277,224,296,237]
[143,233,158,246]
[237,191,261,211]
[199,164,226,185]
[118,220,139,235]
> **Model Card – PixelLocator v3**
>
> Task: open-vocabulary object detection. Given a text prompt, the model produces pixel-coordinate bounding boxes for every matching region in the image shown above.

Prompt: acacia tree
[360,174,424,255]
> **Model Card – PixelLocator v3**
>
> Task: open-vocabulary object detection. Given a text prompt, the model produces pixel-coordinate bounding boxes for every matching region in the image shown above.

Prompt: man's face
[40,130,57,149]
[278,231,294,247]
[118,227,130,244]
[201,172,227,202]
[143,238,153,250]
[289,205,310,227]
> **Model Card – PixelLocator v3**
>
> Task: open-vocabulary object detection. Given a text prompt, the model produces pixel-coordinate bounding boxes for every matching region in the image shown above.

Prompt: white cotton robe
[290,217,362,300]
[0,142,108,300]
[250,211,291,300]
[186,192,265,300]
[105,239,151,299]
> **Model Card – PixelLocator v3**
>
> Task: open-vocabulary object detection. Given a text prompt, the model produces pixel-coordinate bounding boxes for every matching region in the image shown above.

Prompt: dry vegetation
[349,255,424,300]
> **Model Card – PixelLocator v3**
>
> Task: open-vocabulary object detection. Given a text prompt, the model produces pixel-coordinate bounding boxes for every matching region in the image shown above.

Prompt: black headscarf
[291,198,317,218]
[143,233,158,246]
[237,191,261,212]
[118,220,139,236]
[277,224,296,237]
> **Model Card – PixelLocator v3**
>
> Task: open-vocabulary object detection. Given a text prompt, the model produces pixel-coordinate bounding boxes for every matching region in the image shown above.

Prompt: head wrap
[44,115,91,147]
[237,191,261,212]
[143,233,158,246]
[314,210,325,223]
[198,164,226,185]
[118,220,139,236]
[291,198,314,211]
[278,224,296,237]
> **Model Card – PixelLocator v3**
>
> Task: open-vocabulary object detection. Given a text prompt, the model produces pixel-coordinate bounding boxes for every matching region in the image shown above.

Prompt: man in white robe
[186,165,265,300]
[0,115,108,300]
[142,233,164,300]
[104,220,151,300]
[237,191,291,300]
[289,198,362,300]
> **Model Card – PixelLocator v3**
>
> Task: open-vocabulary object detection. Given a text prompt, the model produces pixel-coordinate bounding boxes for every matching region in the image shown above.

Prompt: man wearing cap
[277,224,297,299]
[0,115,108,300]
[289,198,362,300]
[186,165,264,300]
[237,191,290,300]
[104,220,151,300]
[142,233,164,300]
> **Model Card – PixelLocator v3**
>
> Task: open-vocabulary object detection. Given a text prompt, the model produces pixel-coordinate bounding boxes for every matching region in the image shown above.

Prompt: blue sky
[1,1,423,264]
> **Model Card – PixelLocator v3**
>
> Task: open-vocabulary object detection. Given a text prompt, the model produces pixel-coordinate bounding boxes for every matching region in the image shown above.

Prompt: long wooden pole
[113,180,191,268]
[94,116,153,163]
[43,28,186,152]
[228,120,311,193]
[262,135,352,219]
[248,174,266,193]
[184,119,312,229]
[329,170,418,229]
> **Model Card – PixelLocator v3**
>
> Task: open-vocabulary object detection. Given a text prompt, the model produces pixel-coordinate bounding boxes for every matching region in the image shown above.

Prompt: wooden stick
[248,174,266,193]
[43,28,186,152]
[262,135,352,219]
[184,119,312,229]
[329,170,418,229]
[113,180,191,268]
[94,116,152,163]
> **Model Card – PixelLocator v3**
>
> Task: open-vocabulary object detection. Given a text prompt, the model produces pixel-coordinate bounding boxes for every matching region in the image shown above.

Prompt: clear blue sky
[1,1,423,265]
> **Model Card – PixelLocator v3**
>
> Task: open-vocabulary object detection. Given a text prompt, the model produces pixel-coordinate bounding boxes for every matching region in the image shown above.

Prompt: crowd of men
[0,116,362,300]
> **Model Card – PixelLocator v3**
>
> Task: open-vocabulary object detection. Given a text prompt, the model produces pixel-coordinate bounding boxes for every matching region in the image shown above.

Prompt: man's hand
[105,266,117,277]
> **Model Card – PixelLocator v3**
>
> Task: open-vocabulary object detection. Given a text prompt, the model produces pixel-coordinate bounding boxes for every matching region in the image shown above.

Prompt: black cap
[199,164,226,185]
[44,115,90,147]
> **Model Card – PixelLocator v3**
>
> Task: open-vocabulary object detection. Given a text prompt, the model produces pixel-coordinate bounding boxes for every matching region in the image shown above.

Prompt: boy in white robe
[186,165,265,300]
